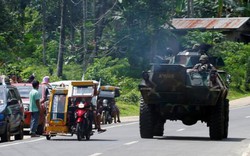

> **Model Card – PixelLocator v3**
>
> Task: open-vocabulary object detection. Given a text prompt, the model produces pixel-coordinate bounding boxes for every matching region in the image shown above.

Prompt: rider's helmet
[103,99,108,105]
[103,99,108,107]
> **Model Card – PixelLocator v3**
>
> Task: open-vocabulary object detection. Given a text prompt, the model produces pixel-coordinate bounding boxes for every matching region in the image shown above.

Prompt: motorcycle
[74,99,93,141]
[102,99,112,124]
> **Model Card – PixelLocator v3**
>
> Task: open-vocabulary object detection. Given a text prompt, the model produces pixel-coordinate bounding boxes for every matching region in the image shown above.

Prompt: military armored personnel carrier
[138,50,229,140]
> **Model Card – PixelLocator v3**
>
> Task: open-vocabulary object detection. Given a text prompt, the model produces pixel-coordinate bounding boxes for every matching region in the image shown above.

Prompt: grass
[228,86,250,100]
[117,101,139,117]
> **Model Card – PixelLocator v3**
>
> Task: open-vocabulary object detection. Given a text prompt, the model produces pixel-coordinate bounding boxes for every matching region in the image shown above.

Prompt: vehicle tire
[85,119,91,140]
[223,99,229,139]
[1,122,10,142]
[107,114,112,124]
[76,123,83,141]
[37,124,44,135]
[209,101,224,140]
[153,117,165,136]
[85,133,90,140]
[46,135,51,140]
[104,111,109,124]
[140,98,154,138]
[85,128,90,141]
[15,121,24,140]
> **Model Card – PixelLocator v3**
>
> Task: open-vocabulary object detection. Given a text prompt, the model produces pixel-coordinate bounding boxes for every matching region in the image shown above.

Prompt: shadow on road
[46,138,118,142]
[156,136,245,142]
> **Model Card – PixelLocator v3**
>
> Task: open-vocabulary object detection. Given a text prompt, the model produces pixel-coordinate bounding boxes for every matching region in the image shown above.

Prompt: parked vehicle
[0,76,24,142]
[12,83,47,135]
[98,85,120,124]
[43,80,99,141]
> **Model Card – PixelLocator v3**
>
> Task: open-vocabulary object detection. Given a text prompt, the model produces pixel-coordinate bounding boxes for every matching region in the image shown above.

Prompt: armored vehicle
[138,50,229,140]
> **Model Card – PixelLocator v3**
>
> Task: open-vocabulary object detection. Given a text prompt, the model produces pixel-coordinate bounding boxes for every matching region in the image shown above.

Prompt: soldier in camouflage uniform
[193,55,218,87]
[193,55,216,72]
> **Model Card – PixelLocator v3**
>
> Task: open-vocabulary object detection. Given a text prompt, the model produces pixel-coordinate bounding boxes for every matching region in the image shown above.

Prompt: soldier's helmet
[192,44,200,51]
[199,55,209,61]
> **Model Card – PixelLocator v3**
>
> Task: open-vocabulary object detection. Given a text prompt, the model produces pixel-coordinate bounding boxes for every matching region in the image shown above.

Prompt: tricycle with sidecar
[98,85,120,124]
[43,80,99,141]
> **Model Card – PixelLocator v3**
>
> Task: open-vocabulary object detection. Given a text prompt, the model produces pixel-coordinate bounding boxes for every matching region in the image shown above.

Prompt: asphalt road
[1,97,250,156]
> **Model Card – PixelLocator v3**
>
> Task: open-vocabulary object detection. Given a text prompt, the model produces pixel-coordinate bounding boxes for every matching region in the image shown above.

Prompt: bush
[85,57,141,105]
[214,42,250,89]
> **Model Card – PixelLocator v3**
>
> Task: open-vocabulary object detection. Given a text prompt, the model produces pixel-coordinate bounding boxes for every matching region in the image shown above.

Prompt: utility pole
[42,0,47,65]
[81,0,88,79]
[82,0,87,67]
[187,0,194,18]
[57,0,66,77]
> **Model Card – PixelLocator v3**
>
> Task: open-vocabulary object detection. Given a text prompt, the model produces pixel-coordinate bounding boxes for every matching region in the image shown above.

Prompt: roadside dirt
[229,96,250,108]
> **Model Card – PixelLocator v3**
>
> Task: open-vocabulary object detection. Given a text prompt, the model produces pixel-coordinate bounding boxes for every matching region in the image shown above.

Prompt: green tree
[245,56,250,91]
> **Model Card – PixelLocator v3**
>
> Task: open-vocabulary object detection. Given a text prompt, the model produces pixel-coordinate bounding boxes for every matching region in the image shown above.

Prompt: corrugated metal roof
[172,17,250,29]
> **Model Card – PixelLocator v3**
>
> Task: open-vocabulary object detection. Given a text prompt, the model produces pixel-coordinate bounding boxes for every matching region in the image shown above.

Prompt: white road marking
[89,153,102,156]
[0,137,45,148]
[105,122,138,129]
[245,116,250,118]
[124,141,139,146]
[177,128,185,132]
[0,121,138,148]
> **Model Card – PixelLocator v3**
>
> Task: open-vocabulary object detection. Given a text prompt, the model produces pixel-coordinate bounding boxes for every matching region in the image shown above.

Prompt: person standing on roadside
[40,76,51,110]
[29,80,41,137]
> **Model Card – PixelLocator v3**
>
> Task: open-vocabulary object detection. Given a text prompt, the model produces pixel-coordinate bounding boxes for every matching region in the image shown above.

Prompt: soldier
[193,55,216,72]
[193,55,218,87]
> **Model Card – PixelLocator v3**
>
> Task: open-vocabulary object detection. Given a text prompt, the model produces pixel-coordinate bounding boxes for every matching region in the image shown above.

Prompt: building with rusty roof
[166,17,250,53]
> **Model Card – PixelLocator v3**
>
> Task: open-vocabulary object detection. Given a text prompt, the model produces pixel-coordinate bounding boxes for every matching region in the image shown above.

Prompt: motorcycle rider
[76,97,106,133]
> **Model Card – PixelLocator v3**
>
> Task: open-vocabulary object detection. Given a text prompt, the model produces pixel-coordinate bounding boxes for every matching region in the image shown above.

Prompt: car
[0,75,24,142]
[12,83,46,135]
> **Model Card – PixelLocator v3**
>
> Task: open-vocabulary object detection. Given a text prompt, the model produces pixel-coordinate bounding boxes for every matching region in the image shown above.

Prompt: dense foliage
[1,0,250,115]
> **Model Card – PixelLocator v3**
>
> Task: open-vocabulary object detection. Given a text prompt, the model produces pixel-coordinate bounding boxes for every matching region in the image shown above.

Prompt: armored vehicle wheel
[153,118,165,136]
[223,99,229,139]
[209,101,224,140]
[140,98,154,138]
